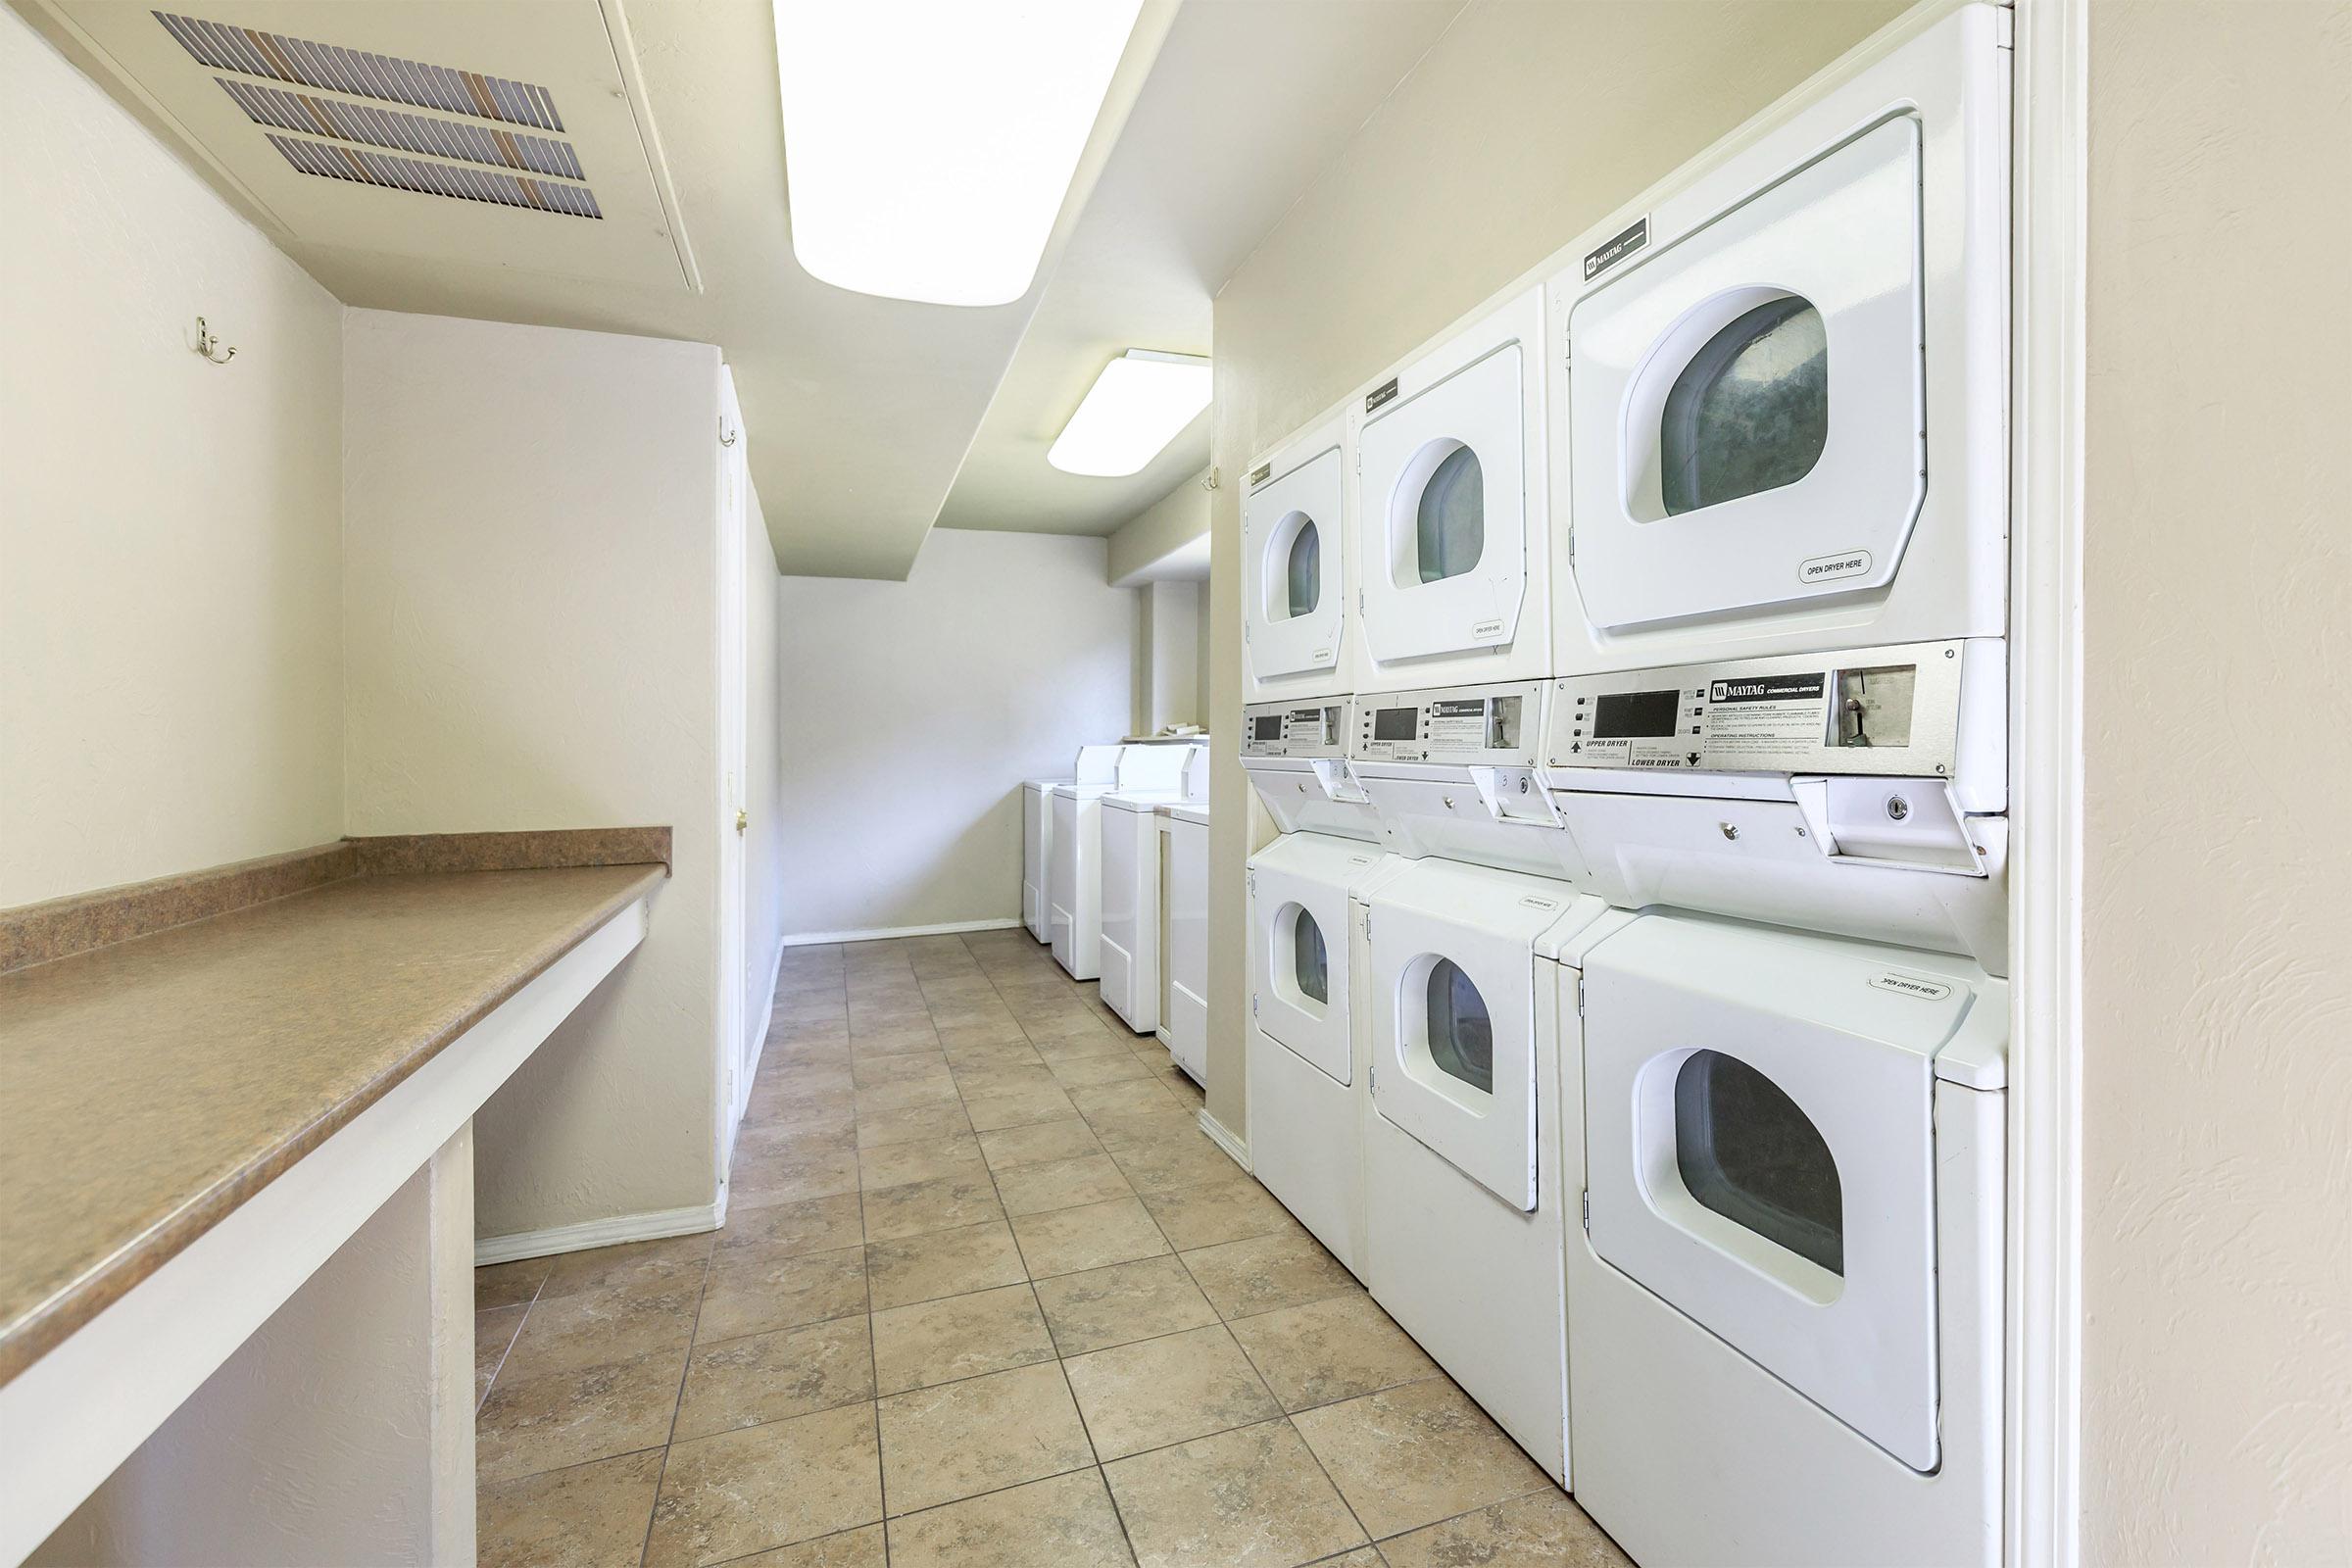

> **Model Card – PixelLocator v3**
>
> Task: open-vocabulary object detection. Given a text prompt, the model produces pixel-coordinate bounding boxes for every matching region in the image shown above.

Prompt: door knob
[735,809,749,834]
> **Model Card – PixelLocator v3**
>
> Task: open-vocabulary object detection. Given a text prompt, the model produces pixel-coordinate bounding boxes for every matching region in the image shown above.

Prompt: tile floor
[473,928,1632,1568]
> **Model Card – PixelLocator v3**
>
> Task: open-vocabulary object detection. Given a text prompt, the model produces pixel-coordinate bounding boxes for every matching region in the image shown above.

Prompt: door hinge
[1251,992,1260,1017]
[1575,976,1585,1014]
[1581,1190,1591,1231]
[735,808,749,835]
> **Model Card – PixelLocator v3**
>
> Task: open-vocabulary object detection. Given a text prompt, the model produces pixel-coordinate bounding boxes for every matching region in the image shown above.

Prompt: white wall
[2079,4,2352,1560]
[342,309,723,1241]
[0,6,343,907]
[1203,0,1906,1135]
[778,529,1133,940]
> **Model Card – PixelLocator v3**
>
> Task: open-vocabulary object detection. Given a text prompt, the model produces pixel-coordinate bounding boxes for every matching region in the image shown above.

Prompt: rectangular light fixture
[1048,351,1213,477]
[774,0,1143,308]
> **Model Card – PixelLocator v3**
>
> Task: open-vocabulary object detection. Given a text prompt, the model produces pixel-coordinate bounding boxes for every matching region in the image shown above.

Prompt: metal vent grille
[219,78,586,180]
[154,11,565,130]
[267,133,603,219]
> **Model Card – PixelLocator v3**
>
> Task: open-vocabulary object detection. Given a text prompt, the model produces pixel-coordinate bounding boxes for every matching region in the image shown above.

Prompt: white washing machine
[1100,748,1207,1034]
[1024,745,1121,944]
[1352,288,1551,694]
[1243,405,1353,705]
[1158,800,1210,1086]
[1051,742,1197,981]
[1242,697,1387,1275]
[1562,912,2006,1567]
[1550,4,2009,677]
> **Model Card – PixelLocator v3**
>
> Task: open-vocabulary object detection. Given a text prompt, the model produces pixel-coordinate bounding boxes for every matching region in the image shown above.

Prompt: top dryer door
[1355,290,1548,692]
[1569,117,1925,631]
[1244,411,1349,701]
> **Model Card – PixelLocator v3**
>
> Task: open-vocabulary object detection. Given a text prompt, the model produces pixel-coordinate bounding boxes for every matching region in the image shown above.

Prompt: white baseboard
[1197,1108,1250,1173]
[473,1201,722,1267]
[782,916,1022,947]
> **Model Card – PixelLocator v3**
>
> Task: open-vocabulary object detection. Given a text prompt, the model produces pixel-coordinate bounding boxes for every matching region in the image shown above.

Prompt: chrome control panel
[1348,681,1547,766]
[1243,698,1351,759]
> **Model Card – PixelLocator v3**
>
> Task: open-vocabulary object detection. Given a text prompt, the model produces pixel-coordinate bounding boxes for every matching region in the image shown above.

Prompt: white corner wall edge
[1197,1108,1250,1173]
[782,916,1024,947]
[0,898,650,1567]
[474,1200,724,1268]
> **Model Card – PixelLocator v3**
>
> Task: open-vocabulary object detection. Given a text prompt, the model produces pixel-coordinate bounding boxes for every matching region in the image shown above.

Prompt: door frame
[713,372,752,1159]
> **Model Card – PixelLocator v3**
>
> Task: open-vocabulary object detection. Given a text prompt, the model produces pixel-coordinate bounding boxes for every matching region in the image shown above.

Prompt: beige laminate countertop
[0,862,663,1385]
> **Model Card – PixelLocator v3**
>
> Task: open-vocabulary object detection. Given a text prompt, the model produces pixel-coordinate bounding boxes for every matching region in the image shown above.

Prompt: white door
[716,369,751,1132]
[1364,858,1575,1210]
[1567,117,1928,631]
[1244,422,1347,694]
[1581,914,1984,1472]
[1249,833,1377,1086]
[1357,298,1535,673]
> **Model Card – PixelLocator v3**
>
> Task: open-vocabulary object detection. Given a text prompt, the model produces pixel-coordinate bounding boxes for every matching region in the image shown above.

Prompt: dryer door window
[1423,957,1494,1094]
[1567,117,1927,632]
[1412,446,1485,583]
[1674,1049,1842,1276]
[1284,516,1323,617]
[1290,906,1330,1007]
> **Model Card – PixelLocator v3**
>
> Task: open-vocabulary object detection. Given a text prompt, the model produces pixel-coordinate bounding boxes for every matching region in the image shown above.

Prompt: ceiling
[24,0,1457,578]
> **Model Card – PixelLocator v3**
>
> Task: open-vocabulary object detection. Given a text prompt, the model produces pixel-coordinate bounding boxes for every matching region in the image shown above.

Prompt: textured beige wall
[2080,3,2352,1561]
[0,6,345,906]
[1204,0,1906,1137]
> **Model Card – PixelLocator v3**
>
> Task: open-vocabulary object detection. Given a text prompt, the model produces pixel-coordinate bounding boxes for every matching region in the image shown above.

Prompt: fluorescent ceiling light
[1048,351,1212,477]
[775,0,1144,308]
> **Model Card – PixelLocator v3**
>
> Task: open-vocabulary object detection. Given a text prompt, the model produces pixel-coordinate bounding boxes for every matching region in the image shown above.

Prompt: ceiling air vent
[153,12,564,129]
[219,79,587,181]
[265,134,604,219]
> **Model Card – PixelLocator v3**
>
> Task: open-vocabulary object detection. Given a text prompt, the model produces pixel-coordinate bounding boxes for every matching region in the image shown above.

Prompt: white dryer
[1243,697,1386,1275]
[1550,4,2009,676]
[1244,406,1352,705]
[1024,745,1121,944]
[1353,288,1551,694]
[1051,742,1197,981]
[1100,748,1207,1034]
[1563,912,2006,1567]
[1158,800,1210,1086]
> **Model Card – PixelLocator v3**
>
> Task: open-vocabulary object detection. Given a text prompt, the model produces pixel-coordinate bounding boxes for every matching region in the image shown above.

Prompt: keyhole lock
[1442,796,1456,809]
[1720,822,1740,841]
[1886,795,1911,822]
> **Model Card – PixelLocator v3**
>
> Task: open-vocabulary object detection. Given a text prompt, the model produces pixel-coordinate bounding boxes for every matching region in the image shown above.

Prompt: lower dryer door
[1363,858,1585,1210]
[1249,832,1379,1085]
[1581,914,1992,1472]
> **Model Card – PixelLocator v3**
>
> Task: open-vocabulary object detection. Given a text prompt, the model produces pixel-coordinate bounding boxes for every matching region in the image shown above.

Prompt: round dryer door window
[1412,445,1485,584]
[1423,956,1494,1095]
[1660,296,1828,516]
[1674,1049,1843,1277]
[1290,906,1329,1007]
[1282,514,1321,618]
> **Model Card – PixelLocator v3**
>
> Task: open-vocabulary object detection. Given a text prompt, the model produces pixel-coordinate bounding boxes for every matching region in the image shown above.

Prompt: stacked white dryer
[1540,10,2015,1566]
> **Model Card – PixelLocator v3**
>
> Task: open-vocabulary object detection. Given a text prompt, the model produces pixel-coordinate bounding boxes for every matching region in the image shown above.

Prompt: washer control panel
[1545,641,1970,777]
[1348,681,1546,766]
[1243,698,1351,759]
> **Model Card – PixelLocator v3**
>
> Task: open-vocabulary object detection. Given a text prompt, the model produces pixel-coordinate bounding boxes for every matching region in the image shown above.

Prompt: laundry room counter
[0,845,666,1385]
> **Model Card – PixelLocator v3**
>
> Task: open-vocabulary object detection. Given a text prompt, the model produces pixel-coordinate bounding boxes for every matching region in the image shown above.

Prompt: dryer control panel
[1545,640,1977,778]
[1349,682,1547,766]
[1243,699,1351,759]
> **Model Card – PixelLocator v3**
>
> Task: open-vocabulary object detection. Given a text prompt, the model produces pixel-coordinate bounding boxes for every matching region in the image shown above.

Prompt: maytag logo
[1365,377,1399,415]
[1870,972,1954,1002]
[1249,462,1272,487]
[1583,217,1649,280]
[1801,550,1873,584]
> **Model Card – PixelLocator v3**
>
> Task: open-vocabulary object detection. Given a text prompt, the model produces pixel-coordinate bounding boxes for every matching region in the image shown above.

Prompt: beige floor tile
[864,1218,1029,1309]
[858,1133,987,1192]
[885,1468,1134,1568]
[1027,1028,1137,1062]
[501,1274,703,1380]
[1102,1418,1366,1568]
[851,1051,953,1087]
[1010,1196,1170,1279]
[646,1402,883,1566]
[476,1349,686,1484]
[855,1102,973,1150]
[992,1152,1135,1216]
[977,1117,1102,1171]
[1156,1070,1206,1109]
[1086,1108,1204,1155]
[1225,1293,1441,1412]
[1180,1232,1360,1321]
[960,1083,1081,1132]
[935,1019,1032,1053]
[951,1062,1061,1099]
[1376,1488,1632,1568]
[675,1316,876,1440]
[477,1303,526,1406]
[717,1193,867,1256]
[871,1282,1056,1394]
[1063,1323,1282,1460]
[854,1077,962,1116]
[1138,1179,1303,1251]
[743,1100,859,1143]
[1290,1380,1551,1540]
[478,1448,665,1568]
[1020,1009,1120,1043]
[1047,1052,1153,1087]
[697,1242,868,1343]
[1069,1080,1184,1122]
[728,1522,887,1566]
[1033,1254,1218,1356]
[876,1361,1095,1516]
[476,1257,552,1312]
[940,1038,1048,1069]
[861,1170,1004,1243]
[1108,1135,1248,1195]
[732,1143,863,1208]
[540,1232,714,1301]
